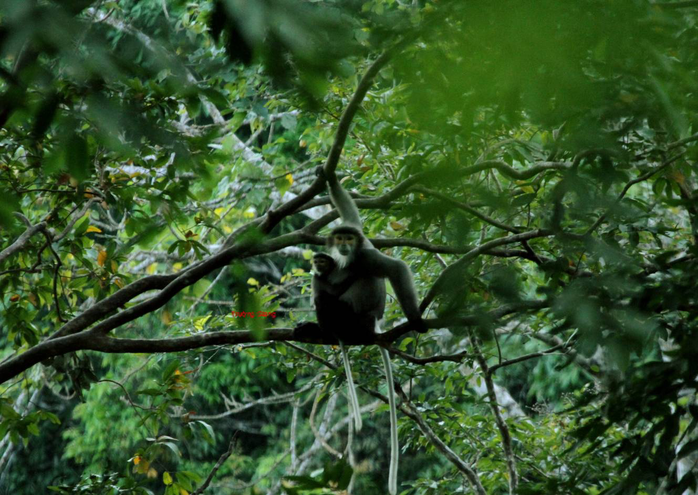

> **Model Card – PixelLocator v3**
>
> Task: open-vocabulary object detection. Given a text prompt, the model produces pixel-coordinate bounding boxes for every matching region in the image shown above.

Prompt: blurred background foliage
[1,0,698,494]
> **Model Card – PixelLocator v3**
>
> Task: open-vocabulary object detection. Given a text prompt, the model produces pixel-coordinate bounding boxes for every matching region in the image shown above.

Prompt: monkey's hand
[315,165,337,184]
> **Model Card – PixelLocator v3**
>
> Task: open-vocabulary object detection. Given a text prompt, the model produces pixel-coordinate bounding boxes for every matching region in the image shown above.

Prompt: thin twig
[191,434,237,495]
[488,342,568,373]
[469,332,518,494]
[387,346,471,364]
[584,152,685,236]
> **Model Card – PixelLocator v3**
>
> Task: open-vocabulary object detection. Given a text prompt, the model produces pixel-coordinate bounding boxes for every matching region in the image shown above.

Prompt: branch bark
[0,221,47,265]
[419,230,553,312]
[470,333,518,494]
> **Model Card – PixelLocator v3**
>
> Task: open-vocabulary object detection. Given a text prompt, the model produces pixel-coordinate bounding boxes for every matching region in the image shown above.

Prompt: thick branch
[262,49,400,233]
[415,186,519,234]
[0,233,306,382]
[0,298,548,384]
[48,273,180,340]
[380,300,549,343]
[460,160,568,180]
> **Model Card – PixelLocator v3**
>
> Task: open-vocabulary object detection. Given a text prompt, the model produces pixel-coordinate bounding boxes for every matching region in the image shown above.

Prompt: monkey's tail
[380,347,398,495]
[339,342,363,432]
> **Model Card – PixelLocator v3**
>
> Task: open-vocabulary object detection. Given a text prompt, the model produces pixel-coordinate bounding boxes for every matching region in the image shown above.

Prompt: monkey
[309,252,364,432]
[320,167,428,334]
[315,166,428,495]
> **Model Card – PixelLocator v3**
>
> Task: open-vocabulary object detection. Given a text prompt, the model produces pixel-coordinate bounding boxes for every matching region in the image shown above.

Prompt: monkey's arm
[362,250,426,329]
[324,170,362,228]
[313,275,355,298]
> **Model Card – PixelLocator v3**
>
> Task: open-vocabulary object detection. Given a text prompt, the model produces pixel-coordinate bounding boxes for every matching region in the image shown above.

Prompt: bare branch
[419,230,553,312]
[191,380,317,420]
[470,333,518,494]
[488,342,568,373]
[0,220,46,266]
[191,434,237,495]
[584,152,686,235]
[309,389,343,458]
[387,346,472,365]
[415,186,520,234]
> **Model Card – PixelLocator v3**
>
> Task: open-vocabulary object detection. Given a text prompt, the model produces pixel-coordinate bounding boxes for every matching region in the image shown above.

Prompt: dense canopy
[1,1,697,494]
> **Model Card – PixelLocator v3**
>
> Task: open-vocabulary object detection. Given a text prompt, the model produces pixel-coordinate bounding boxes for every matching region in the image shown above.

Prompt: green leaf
[162,360,180,381]
[162,442,181,458]
[511,192,536,207]
[66,134,89,182]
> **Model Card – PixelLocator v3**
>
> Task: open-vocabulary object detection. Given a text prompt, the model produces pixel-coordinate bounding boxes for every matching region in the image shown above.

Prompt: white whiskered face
[330,247,351,270]
[332,233,357,257]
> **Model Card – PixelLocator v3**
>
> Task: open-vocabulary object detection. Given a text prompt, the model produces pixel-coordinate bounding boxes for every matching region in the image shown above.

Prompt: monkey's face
[312,256,333,276]
[332,233,357,256]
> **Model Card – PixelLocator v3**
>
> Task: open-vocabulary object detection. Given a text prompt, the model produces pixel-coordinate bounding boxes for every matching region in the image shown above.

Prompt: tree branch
[415,186,520,234]
[419,230,552,312]
[290,342,488,494]
[584,152,686,235]
[191,434,237,495]
[387,346,472,365]
[470,332,518,494]
[488,341,568,373]
[380,300,549,343]
[262,47,402,233]
[0,220,47,266]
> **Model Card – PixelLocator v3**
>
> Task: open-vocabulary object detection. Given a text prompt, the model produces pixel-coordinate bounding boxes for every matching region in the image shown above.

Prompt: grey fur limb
[380,347,399,495]
[363,250,422,322]
[340,342,363,432]
[326,172,363,229]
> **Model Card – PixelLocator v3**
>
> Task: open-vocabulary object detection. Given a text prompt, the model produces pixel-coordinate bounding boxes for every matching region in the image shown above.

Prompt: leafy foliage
[1,1,698,494]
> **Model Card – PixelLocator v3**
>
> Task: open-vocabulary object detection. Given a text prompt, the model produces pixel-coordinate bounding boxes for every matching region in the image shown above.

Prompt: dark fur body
[295,169,426,345]
[312,260,377,344]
